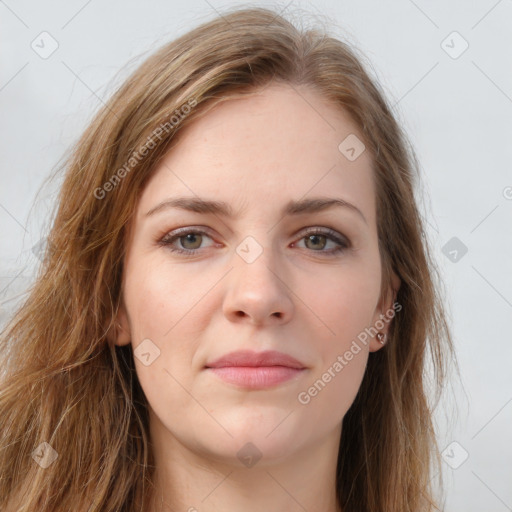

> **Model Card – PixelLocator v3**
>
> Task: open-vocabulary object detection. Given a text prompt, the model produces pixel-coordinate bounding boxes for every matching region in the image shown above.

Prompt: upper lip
[205,350,306,369]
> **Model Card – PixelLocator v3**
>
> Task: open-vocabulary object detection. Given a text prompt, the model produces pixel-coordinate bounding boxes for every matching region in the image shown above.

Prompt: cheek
[310,260,381,342]
[122,254,208,384]
[299,348,368,426]
[123,261,197,416]
[299,276,374,419]
[300,262,379,412]
[123,254,203,340]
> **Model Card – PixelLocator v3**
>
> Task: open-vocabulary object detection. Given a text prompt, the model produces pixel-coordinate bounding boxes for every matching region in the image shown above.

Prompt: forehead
[136,83,376,226]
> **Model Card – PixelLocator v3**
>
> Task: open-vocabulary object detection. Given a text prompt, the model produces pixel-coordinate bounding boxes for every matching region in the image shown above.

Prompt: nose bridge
[223,232,293,323]
[233,233,282,289]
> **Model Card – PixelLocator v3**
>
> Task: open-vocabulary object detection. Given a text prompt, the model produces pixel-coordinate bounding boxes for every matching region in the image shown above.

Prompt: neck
[146,411,342,512]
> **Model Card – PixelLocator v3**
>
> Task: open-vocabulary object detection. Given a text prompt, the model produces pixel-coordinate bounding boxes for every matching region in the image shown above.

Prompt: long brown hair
[0,6,456,511]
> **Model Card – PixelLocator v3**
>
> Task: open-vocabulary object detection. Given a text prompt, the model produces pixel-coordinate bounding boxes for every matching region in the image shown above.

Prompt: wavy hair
[0,6,456,511]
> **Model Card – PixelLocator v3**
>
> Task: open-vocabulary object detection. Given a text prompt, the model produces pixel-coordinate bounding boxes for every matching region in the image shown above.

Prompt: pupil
[183,234,200,249]
[307,234,325,249]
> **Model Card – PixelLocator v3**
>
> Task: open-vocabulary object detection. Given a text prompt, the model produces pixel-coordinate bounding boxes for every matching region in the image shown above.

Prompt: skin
[113,82,400,512]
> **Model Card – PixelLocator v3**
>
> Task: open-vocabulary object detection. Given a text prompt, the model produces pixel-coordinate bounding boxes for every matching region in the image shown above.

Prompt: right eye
[158,228,216,256]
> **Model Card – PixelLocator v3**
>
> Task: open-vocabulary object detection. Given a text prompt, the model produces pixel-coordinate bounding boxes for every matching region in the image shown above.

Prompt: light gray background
[1,1,511,510]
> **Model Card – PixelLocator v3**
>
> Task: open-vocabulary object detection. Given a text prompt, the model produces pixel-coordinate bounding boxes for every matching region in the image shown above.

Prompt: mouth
[204,349,308,389]
[204,365,306,389]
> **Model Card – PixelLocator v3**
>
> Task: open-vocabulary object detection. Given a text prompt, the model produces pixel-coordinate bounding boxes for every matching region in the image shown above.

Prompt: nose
[222,243,294,326]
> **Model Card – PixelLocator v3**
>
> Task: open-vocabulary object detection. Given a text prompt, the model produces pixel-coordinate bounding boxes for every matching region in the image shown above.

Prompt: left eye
[158,227,350,257]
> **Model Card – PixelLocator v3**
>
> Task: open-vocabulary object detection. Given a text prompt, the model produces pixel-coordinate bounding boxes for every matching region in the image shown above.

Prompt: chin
[203,435,299,469]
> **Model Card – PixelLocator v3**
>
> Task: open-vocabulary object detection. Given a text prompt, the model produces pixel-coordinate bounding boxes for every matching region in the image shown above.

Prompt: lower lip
[206,366,305,389]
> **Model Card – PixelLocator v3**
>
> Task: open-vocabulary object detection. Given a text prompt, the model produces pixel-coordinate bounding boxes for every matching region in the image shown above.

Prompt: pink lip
[207,366,305,389]
[204,350,307,389]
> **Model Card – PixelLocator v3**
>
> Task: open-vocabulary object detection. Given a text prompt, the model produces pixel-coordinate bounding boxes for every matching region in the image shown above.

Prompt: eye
[292,227,350,257]
[157,226,350,258]
[158,228,216,257]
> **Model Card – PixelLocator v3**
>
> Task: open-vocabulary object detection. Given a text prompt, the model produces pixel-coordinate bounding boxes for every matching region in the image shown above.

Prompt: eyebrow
[145,196,367,224]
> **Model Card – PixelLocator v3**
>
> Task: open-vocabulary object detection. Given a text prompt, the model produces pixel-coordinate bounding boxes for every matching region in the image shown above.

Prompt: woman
[0,6,455,511]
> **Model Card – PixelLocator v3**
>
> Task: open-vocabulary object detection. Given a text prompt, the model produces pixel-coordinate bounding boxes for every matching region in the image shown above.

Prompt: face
[114,82,399,467]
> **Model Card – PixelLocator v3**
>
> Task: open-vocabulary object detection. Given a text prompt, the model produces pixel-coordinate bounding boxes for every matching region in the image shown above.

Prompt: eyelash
[157,226,350,258]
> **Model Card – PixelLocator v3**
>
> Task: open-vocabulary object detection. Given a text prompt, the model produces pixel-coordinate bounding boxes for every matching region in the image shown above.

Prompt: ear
[107,299,131,347]
[369,269,401,353]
